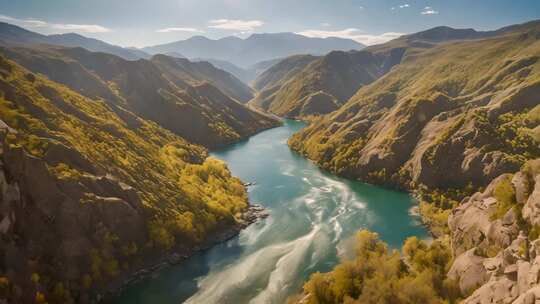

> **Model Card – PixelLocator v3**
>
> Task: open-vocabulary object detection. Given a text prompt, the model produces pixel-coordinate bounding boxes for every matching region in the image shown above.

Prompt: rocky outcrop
[0,130,148,302]
[447,159,540,303]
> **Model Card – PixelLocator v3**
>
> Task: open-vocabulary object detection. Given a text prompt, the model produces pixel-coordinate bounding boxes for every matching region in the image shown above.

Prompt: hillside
[0,54,263,303]
[150,54,254,103]
[251,23,540,120]
[192,57,283,85]
[0,45,278,147]
[249,50,394,118]
[0,22,147,60]
[289,24,540,189]
[142,32,364,67]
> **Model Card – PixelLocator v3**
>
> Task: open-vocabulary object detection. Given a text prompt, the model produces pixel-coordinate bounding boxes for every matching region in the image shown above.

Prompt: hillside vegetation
[0,45,278,148]
[0,51,265,303]
[291,159,540,304]
[249,50,394,118]
[289,23,540,189]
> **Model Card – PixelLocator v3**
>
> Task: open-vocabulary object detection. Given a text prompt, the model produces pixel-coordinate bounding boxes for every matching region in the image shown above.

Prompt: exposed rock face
[523,174,540,226]
[447,159,540,303]
[0,134,147,302]
[448,248,490,294]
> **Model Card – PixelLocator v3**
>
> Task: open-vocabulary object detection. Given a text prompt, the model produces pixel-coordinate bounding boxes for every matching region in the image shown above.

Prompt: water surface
[116,119,428,304]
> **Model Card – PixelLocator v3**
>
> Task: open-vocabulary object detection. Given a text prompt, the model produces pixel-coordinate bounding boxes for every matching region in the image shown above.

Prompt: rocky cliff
[448,159,540,303]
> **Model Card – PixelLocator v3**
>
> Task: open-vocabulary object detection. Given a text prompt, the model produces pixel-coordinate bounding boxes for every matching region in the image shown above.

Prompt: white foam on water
[238,215,274,246]
[249,226,321,304]
[184,240,292,304]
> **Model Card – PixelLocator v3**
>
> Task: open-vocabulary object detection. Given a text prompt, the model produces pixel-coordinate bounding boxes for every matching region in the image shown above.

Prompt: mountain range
[0,22,148,60]
[142,32,365,67]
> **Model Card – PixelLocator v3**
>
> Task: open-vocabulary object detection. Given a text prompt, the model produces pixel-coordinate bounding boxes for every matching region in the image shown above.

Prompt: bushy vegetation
[290,230,459,304]
[0,55,251,302]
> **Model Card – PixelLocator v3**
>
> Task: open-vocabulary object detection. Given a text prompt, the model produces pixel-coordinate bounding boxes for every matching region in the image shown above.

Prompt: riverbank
[100,203,269,303]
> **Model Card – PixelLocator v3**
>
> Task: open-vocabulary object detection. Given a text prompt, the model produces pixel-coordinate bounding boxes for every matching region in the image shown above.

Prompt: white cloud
[297,28,405,46]
[50,24,110,33]
[392,4,409,10]
[156,27,204,33]
[421,6,439,15]
[321,22,331,27]
[208,19,264,31]
[0,14,111,33]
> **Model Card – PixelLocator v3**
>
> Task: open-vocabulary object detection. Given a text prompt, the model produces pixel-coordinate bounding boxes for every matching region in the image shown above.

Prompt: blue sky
[1,0,539,47]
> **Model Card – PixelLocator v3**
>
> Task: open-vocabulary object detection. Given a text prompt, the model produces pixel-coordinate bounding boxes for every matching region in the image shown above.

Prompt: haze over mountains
[0,22,148,60]
[142,32,365,67]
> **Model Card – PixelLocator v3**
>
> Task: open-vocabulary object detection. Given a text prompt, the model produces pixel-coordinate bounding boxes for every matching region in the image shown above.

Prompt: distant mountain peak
[142,31,364,67]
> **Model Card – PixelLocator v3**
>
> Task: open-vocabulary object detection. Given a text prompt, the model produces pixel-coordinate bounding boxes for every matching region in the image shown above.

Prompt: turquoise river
[115,119,429,303]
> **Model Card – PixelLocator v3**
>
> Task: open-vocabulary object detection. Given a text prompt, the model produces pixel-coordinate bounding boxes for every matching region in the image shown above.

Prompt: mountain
[192,58,252,84]
[289,20,540,304]
[150,54,254,103]
[0,53,264,303]
[0,44,278,147]
[250,22,540,120]
[193,57,285,85]
[0,22,149,60]
[289,21,540,189]
[249,50,395,118]
[0,40,279,302]
[142,32,364,67]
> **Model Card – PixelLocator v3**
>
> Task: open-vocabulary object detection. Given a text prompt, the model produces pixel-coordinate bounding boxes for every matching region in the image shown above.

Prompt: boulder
[448,248,490,294]
[463,277,518,304]
[523,175,540,227]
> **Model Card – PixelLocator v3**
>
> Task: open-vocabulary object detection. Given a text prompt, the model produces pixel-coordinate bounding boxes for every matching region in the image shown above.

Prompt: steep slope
[252,54,319,92]
[0,22,146,60]
[142,32,364,67]
[249,50,393,118]
[0,55,260,303]
[0,45,278,147]
[289,22,540,191]
[254,22,540,120]
[150,54,254,103]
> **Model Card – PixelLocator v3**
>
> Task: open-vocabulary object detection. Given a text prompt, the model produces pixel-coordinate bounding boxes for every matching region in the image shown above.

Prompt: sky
[1,0,539,48]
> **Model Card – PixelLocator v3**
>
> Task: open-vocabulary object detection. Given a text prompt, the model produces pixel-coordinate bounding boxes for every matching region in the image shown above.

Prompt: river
[115,119,428,303]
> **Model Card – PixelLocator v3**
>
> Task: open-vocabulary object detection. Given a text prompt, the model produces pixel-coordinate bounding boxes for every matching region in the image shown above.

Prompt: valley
[114,120,428,304]
[0,8,539,304]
